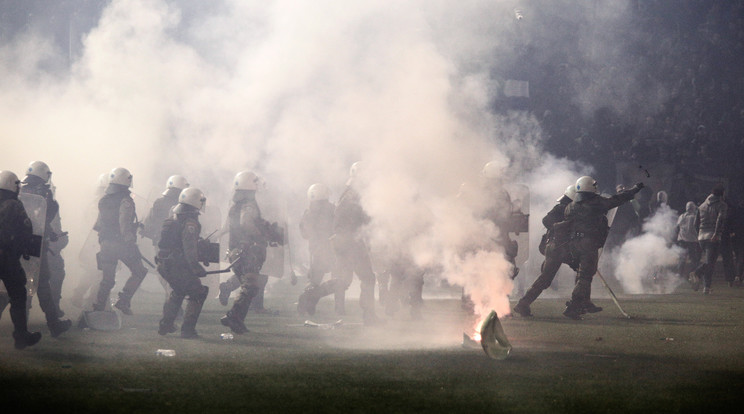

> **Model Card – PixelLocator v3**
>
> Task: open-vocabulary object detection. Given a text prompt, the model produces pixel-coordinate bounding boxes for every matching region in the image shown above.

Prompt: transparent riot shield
[200,204,223,293]
[508,184,530,267]
[19,193,46,298]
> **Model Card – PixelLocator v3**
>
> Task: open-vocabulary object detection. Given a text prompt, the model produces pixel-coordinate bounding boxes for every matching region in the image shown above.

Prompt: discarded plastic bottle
[155,349,176,357]
[220,333,234,340]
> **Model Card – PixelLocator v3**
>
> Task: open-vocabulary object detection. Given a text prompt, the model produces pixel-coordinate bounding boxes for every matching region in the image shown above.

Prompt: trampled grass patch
[2,279,744,413]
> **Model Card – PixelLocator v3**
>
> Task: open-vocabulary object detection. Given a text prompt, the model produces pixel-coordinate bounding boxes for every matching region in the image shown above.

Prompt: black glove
[635,182,645,189]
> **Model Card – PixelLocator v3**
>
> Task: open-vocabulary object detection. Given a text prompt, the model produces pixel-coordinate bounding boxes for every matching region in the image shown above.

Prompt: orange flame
[470,317,486,341]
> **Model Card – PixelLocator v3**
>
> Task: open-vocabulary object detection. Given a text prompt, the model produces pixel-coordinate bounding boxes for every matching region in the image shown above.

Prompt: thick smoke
[611,204,684,294]
[0,0,636,329]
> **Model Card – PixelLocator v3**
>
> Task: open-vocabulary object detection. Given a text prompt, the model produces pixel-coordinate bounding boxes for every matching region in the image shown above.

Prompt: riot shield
[258,191,286,280]
[19,193,46,298]
[508,184,530,266]
[200,204,223,293]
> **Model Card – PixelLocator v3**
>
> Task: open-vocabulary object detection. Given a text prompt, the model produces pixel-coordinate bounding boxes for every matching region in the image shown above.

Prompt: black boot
[159,295,183,336]
[298,284,323,316]
[220,313,248,334]
[181,296,205,339]
[114,293,133,315]
[512,301,533,317]
[13,331,42,350]
[49,318,72,337]
[562,301,583,320]
[581,301,603,314]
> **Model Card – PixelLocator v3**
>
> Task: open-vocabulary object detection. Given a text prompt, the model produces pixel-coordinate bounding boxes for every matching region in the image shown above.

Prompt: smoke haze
[611,204,684,294]
[1,0,645,331]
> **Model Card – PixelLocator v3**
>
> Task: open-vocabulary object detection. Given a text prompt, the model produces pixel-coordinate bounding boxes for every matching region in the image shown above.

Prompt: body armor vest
[228,198,262,249]
[158,218,184,252]
[97,191,130,242]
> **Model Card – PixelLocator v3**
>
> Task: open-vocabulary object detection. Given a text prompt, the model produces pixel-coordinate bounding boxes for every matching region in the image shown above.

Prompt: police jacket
[564,185,641,245]
[543,197,571,232]
[228,190,271,250]
[333,186,370,237]
[696,194,727,242]
[20,175,59,229]
[142,188,180,243]
[0,189,34,259]
[300,199,335,247]
[157,205,204,277]
[95,184,137,244]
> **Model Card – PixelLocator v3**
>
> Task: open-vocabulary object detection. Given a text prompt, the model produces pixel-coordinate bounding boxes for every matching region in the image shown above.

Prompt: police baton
[205,255,243,275]
[138,250,156,269]
[595,269,631,319]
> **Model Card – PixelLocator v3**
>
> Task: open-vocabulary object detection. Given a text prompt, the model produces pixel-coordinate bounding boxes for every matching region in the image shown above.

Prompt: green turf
[2,281,744,413]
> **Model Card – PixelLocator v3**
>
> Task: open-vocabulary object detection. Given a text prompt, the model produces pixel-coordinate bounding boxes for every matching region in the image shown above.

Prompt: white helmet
[0,170,21,193]
[109,167,133,187]
[346,161,364,186]
[178,187,206,211]
[165,175,189,191]
[26,161,52,182]
[575,176,598,194]
[481,160,505,180]
[558,184,577,202]
[307,183,330,201]
[234,171,261,191]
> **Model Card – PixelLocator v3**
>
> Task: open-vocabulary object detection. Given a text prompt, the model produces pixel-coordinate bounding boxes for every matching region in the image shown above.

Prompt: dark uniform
[562,183,643,319]
[93,183,148,313]
[378,253,425,319]
[330,186,377,322]
[513,195,576,316]
[296,197,335,315]
[299,198,335,286]
[156,204,208,338]
[142,188,180,244]
[0,186,42,349]
[690,186,728,293]
[20,175,71,336]
[296,185,379,324]
[220,190,282,334]
[142,187,181,301]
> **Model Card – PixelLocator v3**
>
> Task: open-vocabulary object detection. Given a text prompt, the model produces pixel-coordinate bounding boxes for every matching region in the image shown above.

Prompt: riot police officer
[562,176,643,319]
[480,161,519,278]
[297,183,335,315]
[513,184,577,317]
[20,161,71,336]
[156,187,209,338]
[220,171,283,334]
[142,175,190,304]
[296,162,381,325]
[93,167,149,315]
[142,175,190,244]
[0,170,42,349]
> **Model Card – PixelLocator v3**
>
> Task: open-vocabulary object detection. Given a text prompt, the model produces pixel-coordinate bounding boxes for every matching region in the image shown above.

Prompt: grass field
[2,275,744,414]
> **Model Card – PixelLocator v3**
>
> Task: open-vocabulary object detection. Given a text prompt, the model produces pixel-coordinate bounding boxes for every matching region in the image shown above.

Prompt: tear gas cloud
[611,204,684,294]
[1,0,636,340]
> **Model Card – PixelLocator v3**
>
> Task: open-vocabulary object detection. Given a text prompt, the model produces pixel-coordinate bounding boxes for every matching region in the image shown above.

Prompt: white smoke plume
[0,0,633,325]
[611,204,684,294]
